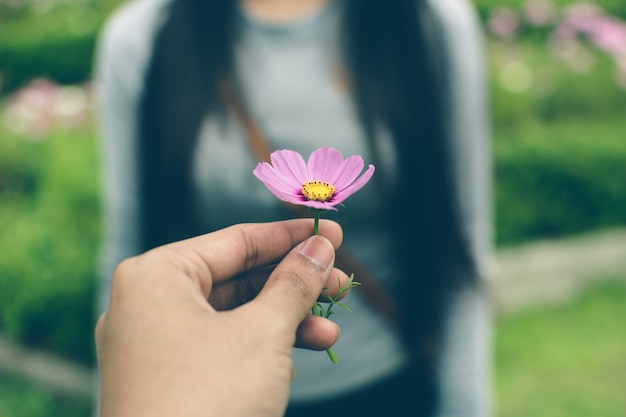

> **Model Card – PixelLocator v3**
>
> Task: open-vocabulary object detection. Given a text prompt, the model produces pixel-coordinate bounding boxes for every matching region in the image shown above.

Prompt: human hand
[95,219,347,417]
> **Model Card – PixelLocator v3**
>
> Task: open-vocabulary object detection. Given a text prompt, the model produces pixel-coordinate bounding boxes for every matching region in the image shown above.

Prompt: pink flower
[253,147,375,211]
[487,7,520,39]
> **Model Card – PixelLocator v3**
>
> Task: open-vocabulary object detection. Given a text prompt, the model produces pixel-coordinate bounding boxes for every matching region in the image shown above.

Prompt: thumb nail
[298,235,334,270]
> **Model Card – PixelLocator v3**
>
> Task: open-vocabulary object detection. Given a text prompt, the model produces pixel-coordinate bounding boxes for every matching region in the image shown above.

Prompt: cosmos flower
[253,147,375,211]
[253,146,369,364]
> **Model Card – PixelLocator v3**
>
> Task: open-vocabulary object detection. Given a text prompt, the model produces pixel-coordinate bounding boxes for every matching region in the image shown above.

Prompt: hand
[95,219,347,417]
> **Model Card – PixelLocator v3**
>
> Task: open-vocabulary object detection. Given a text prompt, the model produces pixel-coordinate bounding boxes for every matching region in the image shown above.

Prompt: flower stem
[326,347,338,363]
[313,211,320,235]
[311,210,337,362]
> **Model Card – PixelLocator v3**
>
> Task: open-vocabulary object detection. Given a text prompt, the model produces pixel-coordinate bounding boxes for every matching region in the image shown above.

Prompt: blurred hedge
[0,124,100,366]
[0,0,121,93]
[495,118,626,245]
[473,0,626,20]
[489,44,626,130]
[0,29,95,93]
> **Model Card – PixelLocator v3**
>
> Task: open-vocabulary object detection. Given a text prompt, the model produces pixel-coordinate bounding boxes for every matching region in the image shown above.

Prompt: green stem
[326,347,338,364]
[311,210,338,363]
[313,211,320,235]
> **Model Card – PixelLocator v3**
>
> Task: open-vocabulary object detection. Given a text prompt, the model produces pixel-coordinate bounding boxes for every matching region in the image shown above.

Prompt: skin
[240,0,329,23]
[96,219,349,417]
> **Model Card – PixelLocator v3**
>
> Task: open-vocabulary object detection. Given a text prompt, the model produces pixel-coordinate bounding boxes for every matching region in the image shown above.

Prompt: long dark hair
[139,0,475,409]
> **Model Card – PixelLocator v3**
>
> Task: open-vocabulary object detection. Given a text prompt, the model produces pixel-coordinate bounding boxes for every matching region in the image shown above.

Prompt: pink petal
[331,164,375,205]
[255,164,337,210]
[269,150,308,185]
[263,184,301,203]
[328,155,365,189]
[256,177,304,205]
[253,163,301,196]
[302,200,339,211]
[307,147,344,181]
[253,162,300,190]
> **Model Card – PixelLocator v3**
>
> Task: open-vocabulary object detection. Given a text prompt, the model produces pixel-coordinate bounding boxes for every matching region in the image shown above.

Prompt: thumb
[253,235,335,329]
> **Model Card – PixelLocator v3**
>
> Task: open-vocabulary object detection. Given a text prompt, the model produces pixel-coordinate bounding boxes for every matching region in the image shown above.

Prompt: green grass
[495,278,626,417]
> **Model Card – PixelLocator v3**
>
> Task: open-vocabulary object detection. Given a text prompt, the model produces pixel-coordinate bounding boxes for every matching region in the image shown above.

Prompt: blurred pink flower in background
[550,3,626,82]
[560,3,626,55]
[487,7,521,39]
[1,78,93,140]
[488,1,626,89]
[523,0,557,27]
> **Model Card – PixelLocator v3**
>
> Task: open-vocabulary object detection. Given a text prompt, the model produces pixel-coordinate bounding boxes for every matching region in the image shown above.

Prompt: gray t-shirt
[95,0,493,415]
[192,3,409,400]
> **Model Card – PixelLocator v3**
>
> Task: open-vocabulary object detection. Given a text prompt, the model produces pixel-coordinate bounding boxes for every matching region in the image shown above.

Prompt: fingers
[208,266,350,311]
[252,235,336,329]
[208,265,274,310]
[318,269,352,302]
[295,315,340,351]
[170,219,342,298]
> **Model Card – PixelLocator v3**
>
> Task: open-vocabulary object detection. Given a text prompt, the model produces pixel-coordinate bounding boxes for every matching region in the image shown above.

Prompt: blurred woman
[95,0,493,415]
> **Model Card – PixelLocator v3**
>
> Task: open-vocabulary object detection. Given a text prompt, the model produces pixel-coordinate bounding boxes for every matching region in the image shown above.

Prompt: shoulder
[417,0,487,79]
[422,0,486,80]
[95,0,172,86]
[425,0,482,36]
[99,0,171,50]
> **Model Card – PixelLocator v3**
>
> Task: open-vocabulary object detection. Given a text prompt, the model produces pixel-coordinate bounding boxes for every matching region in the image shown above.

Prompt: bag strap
[219,80,400,325]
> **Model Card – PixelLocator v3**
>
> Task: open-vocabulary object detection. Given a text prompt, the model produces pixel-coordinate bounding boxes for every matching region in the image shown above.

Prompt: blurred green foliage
[0,374,91,417]
[495,117,626,245]
[0,0,121,93]
[478,0,626,243]
[489,42,626,129]
[473,0,626,19]
[0,123,100,365]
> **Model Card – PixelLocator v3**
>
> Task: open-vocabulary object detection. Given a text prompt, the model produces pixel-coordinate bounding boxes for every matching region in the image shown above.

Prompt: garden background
[1,0,625,415]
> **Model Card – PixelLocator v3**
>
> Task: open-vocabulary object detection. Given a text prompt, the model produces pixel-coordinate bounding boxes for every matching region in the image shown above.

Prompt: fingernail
[298,235,334,270]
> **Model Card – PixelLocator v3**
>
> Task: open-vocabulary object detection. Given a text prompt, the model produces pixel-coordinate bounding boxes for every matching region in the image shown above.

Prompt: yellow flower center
[301,180,336,202]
